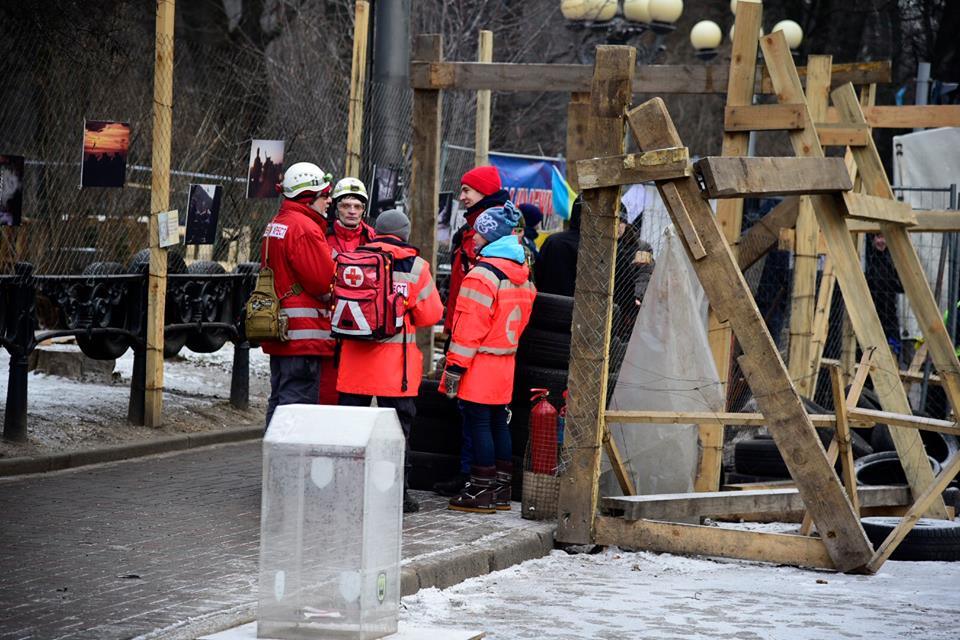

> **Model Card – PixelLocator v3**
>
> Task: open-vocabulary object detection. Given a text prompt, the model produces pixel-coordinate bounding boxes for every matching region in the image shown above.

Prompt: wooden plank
[848,210,960,233]
[696,157,851,199]
[736,197,801,271]
[867,452,960,573]
[758,60,892,94]
[409,60,890,95]
[473,30,493,167]
[724,104,805,131]
[602,421,636,496]
[565,92,591,190]
[409,34,443,373]
[576,150,690,190]
[556,46,635,547]
[627,97,874,572]
[841,191,917,225]
[816,124,871,147]
[594,516,836,570]
[696,0,764,494]
[824,105,960,129]
[807,253,837,393]
[831,365,860,513]
[602,485,910,521]
[760,31,947,520]
[344,0,370,177]
[145,0,176,428]
[606,409,836,428]
[846,407,960,437]
[661,183,706,260]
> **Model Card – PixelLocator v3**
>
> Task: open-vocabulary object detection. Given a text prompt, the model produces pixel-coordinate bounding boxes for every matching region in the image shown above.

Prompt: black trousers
[266,355,322,429]
[339,394,416,483]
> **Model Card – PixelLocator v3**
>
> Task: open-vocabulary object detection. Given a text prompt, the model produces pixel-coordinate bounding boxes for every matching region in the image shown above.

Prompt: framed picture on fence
[185,184,222,245]
[246,139,284,199]
[81,120,130,188]
[371,164,400,216]
[0,154,24,227]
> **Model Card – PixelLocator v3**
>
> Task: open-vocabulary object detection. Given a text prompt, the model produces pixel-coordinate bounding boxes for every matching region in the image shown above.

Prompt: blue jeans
[459,400,511,468]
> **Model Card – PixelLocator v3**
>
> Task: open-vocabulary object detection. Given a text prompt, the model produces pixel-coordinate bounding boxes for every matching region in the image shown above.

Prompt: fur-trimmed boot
[448,466,497,514]
[494,460,513,511]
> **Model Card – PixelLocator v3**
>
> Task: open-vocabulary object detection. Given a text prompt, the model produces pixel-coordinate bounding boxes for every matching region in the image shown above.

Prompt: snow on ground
[401,547,960,639]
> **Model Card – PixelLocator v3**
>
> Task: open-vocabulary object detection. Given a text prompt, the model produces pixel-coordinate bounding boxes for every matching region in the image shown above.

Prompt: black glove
[443,365,467,399]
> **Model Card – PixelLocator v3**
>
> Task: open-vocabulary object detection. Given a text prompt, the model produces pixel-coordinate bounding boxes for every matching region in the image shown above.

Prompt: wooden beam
[847,210,960,233]
[409,34,443,373]
[556,46,635,547]
[576,149,690,190]
[847,407,960,437]
[473,30,493,167]
[409,60,891,95]
[145,0,176,428]
[824,105,960,129]
[724,104,805,131]
[841,191,917,225]
[594,516,836,570]
[696,157,852,199]
[565,92,591,190]
[816,123,871,147]
[606,409,835,427]
[736,197,801,271]
[344,0,370,177]
[601,485,910,521]
[627,97,874,572]
[831,365,860,513]
[758,60,892,94]
[602,421,636,496]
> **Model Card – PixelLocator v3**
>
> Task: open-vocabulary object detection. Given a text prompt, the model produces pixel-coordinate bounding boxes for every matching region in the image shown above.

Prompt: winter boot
[432,472,469,497]
[494,460,513,511]
[448,466,497,514]
[403,489,420,514]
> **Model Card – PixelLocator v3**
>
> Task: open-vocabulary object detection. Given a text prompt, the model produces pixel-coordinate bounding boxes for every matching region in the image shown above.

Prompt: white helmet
[331,177,368,204]
[281,162,332,199]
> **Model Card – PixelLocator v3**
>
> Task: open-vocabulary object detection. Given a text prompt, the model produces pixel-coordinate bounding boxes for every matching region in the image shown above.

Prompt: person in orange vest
[434,165,510,498]
[440,201,536,513]
[322,177,377,405]
[337,209,444,513]
[261,162,337,428]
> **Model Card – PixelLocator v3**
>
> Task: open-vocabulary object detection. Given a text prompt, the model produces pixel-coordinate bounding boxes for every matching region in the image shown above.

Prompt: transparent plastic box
[258,405,405,639]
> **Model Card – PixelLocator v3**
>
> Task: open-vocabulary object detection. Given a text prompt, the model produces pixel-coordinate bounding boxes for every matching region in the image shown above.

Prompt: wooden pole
[474,30,493,167]
[344,0,370,178]
[556,46,635,546]
[409,34,443,373]
[565,92,591,191]
[694,0,762,492]
[145,0,175,428]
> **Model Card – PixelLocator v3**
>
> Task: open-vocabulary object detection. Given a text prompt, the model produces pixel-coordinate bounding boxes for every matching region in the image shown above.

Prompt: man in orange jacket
[337,209,444,513]
[261,162,337,428]
[440,201,536,513]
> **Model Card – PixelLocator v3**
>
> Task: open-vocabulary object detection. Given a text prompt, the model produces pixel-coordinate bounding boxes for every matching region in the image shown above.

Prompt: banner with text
[489,152,567,228]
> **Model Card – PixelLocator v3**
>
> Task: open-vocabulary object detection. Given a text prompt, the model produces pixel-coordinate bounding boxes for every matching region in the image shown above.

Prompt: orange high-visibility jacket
[442,254,536,404]
[336,237,444,397]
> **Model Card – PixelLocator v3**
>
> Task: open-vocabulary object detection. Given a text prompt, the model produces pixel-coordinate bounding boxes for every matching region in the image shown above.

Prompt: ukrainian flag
[551,164,576,220]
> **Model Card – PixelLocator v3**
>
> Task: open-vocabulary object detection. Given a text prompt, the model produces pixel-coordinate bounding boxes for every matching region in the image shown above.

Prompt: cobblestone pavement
[0,441,549,640]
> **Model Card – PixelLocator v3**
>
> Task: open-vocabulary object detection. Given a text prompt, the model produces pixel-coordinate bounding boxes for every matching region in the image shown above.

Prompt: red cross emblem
[343,266,364,287]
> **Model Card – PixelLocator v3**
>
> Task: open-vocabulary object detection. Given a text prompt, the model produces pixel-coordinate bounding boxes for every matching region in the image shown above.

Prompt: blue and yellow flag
[550,164,576,220]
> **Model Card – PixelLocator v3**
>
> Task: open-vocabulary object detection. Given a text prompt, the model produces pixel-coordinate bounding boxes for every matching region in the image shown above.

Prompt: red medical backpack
[331,247,405,340]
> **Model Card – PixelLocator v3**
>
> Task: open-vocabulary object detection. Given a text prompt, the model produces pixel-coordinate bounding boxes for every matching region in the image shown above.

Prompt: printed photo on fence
[371,165,399,216]
[436,191,454,245]
[246,139,284,199]
[0,154,24,226]
[184,183,222,245]
[80,120,130,188]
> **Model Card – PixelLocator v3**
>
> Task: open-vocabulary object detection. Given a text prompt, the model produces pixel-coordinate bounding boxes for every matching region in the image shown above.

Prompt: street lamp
[772,19,804,50]
[562,0,683,63]
[690,20,722,61]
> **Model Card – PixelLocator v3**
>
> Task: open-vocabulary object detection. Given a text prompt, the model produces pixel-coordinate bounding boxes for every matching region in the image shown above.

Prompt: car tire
[530,293,574,333]
[518,327,570,369]
[860,516,960,561]
[854,450,942,486]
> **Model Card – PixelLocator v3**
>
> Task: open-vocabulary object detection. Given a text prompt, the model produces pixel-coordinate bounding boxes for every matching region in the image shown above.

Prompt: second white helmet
[281,162,332,199]
[331,177,368,204]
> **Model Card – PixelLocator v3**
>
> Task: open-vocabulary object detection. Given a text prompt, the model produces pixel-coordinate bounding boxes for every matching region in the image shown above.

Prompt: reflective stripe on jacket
[442,256,536,404]
[259,199,336,357]
[336,236,444,397]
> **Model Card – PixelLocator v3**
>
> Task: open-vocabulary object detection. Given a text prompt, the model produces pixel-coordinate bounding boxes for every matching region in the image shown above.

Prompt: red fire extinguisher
[529,389,558,474]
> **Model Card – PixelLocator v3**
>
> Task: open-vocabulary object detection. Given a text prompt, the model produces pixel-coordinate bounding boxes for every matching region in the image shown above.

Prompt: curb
[0,426,263,477]
[138,520,558,640]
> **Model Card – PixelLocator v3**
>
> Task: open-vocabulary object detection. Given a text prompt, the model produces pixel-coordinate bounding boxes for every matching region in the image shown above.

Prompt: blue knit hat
[474,201,521,242]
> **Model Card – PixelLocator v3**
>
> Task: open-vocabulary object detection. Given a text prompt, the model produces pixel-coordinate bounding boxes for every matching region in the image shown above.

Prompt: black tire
[872,423,959,463]
[847,386,885,443]
[530,293,574,333]
[128,249,188,358]
[860,516,960,561]
[723,471,788,485]
[854,450,942,486]
[184,261,231,353]
[514,364,568,406]
[414,378,460,421]
[76,261,130,360]
[518,327,570,369]
[734,438,792,478]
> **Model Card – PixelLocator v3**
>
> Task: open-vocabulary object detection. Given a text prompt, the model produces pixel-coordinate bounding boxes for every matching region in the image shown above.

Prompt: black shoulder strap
[475,261,507,282]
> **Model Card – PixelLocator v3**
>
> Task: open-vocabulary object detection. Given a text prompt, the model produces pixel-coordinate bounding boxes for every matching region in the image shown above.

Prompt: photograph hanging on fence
[436,191,454,245]
[80,120,130,188]
[185,184,223,245]
[0,154,24,226]
[371,164,399,216]
[246,139,284,199]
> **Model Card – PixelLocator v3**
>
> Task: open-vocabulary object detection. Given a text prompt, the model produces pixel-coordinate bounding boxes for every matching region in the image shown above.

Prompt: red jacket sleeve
[409,258,444,328]
[288,225,335,298]
[446,271,496,369]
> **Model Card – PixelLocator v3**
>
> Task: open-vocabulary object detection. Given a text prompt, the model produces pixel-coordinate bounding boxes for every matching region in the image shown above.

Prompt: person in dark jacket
[534,195,582,296]
[518,203,543,263]
[865,233,904,352]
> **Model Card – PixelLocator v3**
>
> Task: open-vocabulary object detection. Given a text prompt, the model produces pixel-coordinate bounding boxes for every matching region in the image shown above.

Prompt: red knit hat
[461,165,502,196]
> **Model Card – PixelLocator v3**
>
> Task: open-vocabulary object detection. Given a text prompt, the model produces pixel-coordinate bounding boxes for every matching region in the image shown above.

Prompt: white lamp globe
[772,19,803,49]
[730,0,737,14]
[561,0,617,21]
[623,0,653,23]
[729,23,763,42]
[690,20,722,51]
[649,0,683,23]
